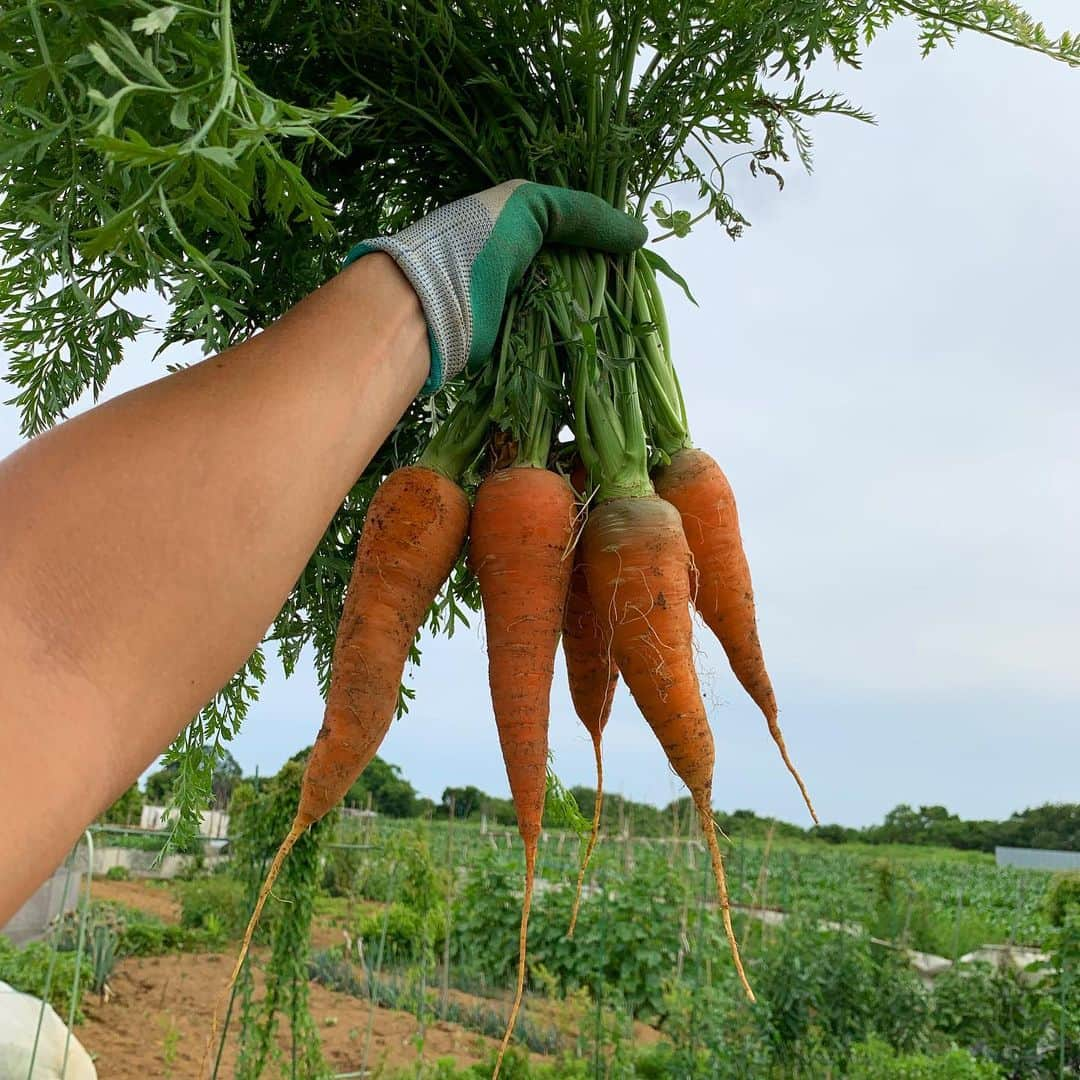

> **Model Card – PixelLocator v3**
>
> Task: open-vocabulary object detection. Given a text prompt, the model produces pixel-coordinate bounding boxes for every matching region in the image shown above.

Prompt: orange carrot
[201,465,469,1076]
[653,447,817,823]
[563,458,617,936]
[469,465,575,1078]
[562,545,618,937]
[582,493,754,1000]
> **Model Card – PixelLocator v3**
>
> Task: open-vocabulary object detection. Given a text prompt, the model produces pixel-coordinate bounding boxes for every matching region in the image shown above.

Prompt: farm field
[76,934,518,1078]
[78,876,664,1079]
[6,810,1075,1079]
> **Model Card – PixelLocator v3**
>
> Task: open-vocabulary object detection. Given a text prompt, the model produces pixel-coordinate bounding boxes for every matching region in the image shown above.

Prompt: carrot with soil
[635,256,817,823]
[201,396,487,1075]
[471,315,576,1078]
[582,490,753,999]
[653,447,817,822]
[558,250,754,999]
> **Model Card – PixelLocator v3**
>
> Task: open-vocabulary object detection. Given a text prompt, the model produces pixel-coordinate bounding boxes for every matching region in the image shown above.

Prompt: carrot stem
[634,256,691,457]
[555,253,652,502]
[421,384,492,482]
[637,253,673,370]
[634,273,688,451]
[518,312,555,468]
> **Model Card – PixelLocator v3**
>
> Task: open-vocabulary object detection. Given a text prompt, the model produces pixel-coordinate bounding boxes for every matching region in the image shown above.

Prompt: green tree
[288,747,417,817]
[143,762,179,804]
[99,782,143,826]
[441,785,486,819]
[875,804,961,846]
[210,749,242,810]
[347,756,417,817]
[1000,803,1080,851]
[813,824,858,844]
[144,749,241,810]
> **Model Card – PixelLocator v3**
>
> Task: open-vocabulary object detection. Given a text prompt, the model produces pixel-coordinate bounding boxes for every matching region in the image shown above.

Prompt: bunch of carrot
[202,249,816,1080]
[174,0,1077,1067]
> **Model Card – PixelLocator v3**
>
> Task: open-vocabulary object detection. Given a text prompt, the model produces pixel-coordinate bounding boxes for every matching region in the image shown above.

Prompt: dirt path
[77,880,538,1077]
[88,876,365,950]
[90,877,181,923]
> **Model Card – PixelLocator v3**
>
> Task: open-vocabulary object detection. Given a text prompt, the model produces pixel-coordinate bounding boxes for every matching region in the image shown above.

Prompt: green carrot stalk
[548,250,652,502]
[419,383,493,482]
[633,254,692,458]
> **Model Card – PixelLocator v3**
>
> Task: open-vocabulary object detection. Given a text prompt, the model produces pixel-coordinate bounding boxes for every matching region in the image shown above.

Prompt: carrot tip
[695,796,756,1003]
[199,820,304,1080]
[566,738,604,939]
[768,723,818,824]
[493,849,536,1080]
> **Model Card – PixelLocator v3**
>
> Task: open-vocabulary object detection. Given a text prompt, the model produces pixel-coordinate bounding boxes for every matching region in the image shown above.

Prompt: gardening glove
[343,180,648,394]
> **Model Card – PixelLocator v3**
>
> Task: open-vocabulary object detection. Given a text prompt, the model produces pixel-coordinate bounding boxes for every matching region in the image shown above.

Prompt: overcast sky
[2,7,1077,828]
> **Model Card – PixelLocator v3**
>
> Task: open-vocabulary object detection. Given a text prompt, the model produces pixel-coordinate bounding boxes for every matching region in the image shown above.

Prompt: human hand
[344,181,647,393]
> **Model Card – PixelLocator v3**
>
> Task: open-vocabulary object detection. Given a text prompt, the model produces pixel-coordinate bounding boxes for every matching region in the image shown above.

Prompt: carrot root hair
[199,820,305,1078]
[567,733,603,939]
[695,796,754,1003]
[493,844,537,1080]
[768,721,818,824]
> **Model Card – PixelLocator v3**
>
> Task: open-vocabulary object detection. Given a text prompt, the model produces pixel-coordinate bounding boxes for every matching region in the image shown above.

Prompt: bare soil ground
[90,877,181,922]
[77,951,511,1079]
[79,877,649,1078]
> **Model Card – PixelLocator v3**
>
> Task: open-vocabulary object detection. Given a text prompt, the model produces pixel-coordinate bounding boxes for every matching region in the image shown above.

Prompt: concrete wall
[139,805,229,838]
[1,845,227,946]
[92,847,227,878]
[1,868,83,947]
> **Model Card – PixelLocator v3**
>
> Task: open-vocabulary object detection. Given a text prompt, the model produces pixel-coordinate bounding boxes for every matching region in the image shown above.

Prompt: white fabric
[0,982,97,1079]
[472,178,526,218]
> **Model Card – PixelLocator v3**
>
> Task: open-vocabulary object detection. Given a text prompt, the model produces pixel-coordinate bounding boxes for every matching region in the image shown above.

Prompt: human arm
[0,254,427,924]
[0,180,646,924]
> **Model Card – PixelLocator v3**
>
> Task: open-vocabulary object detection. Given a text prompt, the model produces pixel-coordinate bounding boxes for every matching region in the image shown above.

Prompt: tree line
[102,751,1079,854]
[814,801,1080,855]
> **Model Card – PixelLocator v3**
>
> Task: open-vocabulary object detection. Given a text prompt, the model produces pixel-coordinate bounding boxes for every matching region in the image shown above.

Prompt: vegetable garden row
[4,769,1078,1078]
[337,816,1065,953]
[212,766,1079,1077]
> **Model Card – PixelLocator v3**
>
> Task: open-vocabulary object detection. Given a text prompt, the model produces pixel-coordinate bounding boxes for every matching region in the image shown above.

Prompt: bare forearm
[0,254,427,921]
